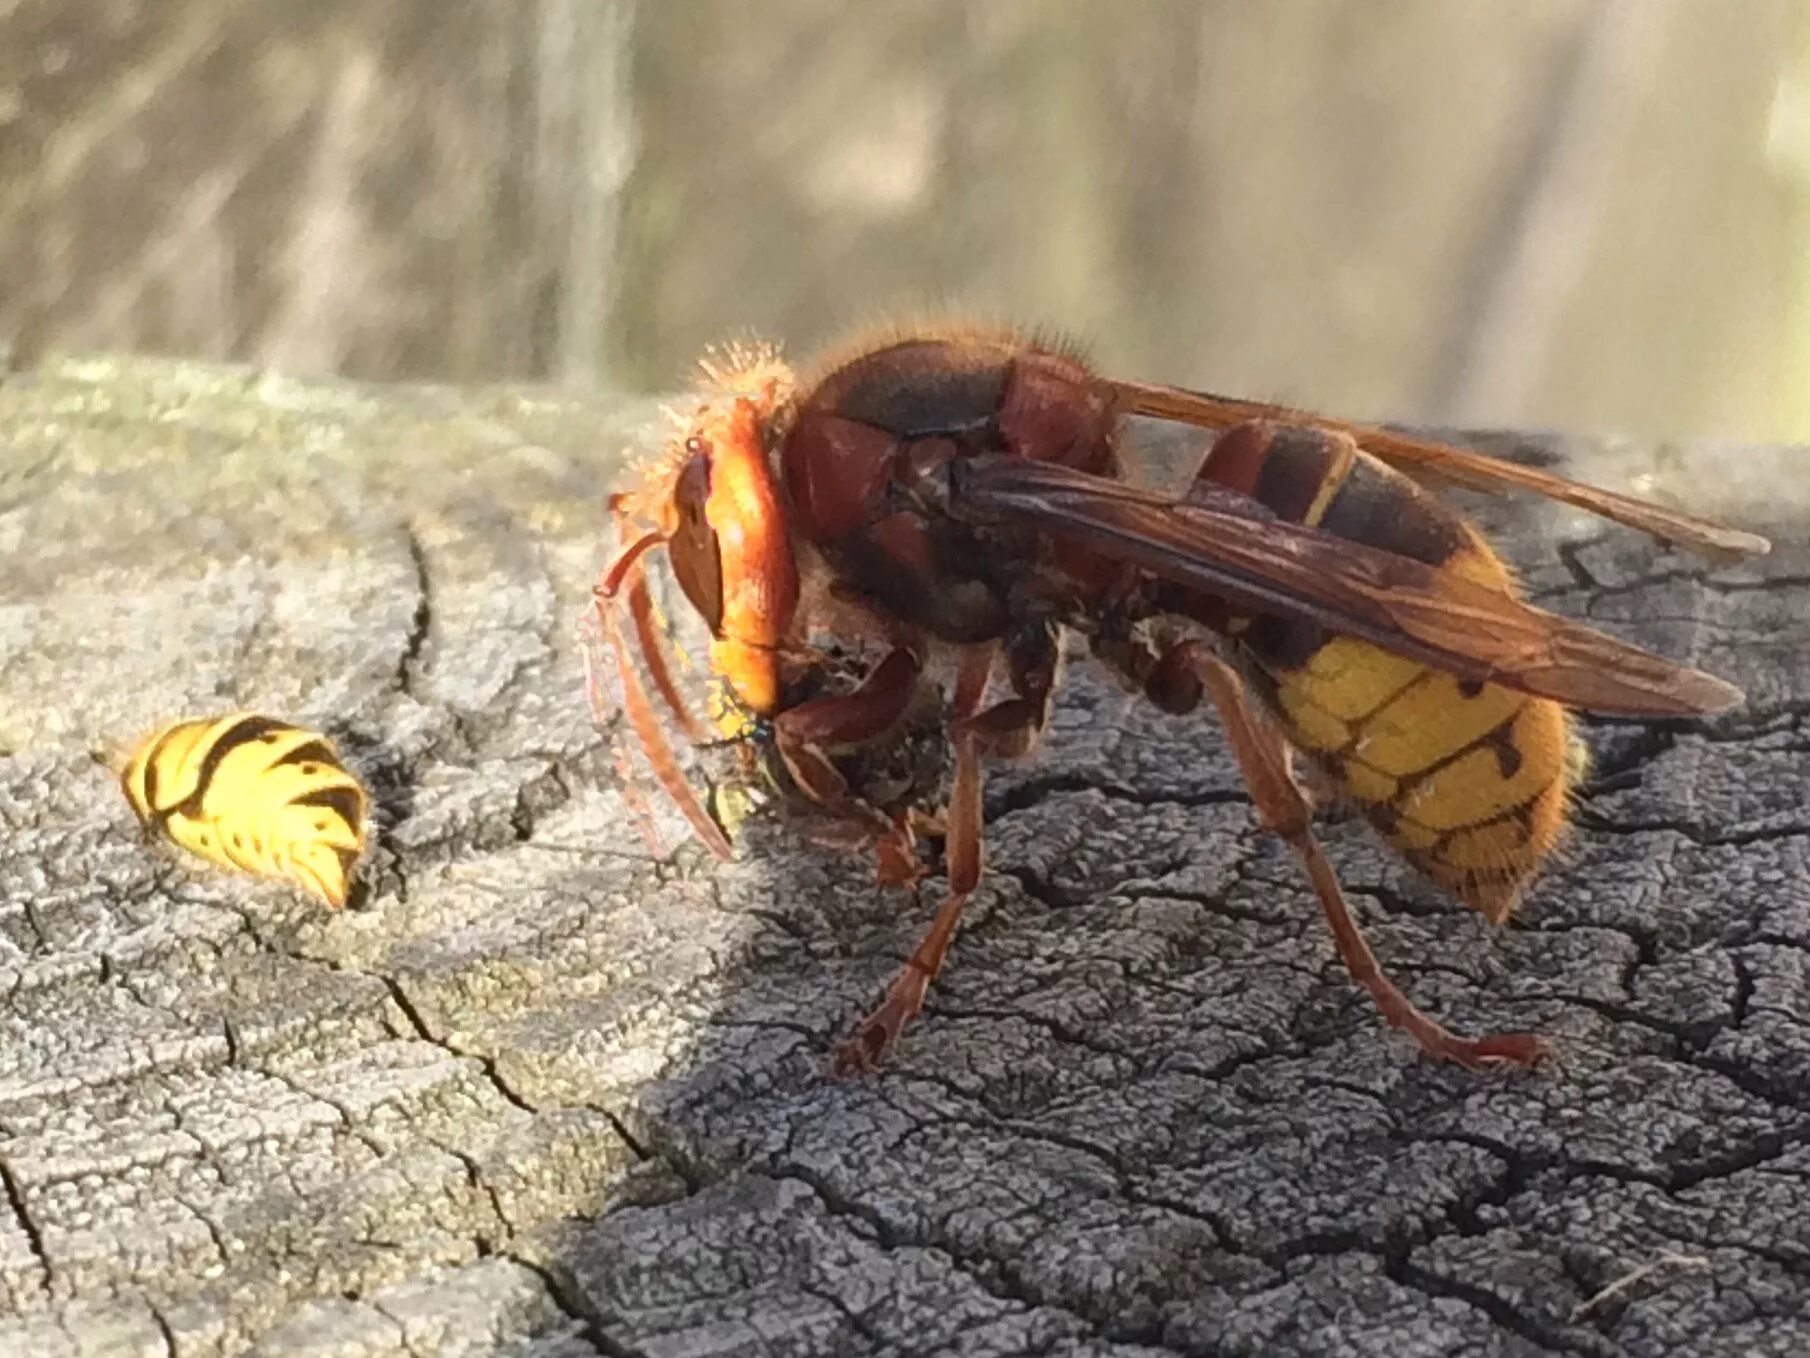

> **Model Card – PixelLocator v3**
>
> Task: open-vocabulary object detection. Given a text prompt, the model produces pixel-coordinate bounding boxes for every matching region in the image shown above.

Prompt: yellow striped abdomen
[1187,427,1592,921]
[1265,535,1584,922]
[120,713,368,909]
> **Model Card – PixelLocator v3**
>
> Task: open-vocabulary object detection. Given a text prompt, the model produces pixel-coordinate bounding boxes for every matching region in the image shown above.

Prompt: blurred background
[2,0,1807,440]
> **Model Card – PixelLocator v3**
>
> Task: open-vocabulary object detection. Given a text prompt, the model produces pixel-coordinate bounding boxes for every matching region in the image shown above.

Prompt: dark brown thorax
[779,332,1124,642]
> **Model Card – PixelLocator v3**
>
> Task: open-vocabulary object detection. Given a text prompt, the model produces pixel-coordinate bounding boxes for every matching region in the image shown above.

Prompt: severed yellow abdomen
[120,713,368,909]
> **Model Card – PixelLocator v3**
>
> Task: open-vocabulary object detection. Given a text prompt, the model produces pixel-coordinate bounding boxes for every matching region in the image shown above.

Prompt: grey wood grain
[0,355,1806,1356]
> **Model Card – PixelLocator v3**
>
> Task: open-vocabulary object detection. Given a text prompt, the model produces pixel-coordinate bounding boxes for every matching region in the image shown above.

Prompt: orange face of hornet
[595,326,1768,1075]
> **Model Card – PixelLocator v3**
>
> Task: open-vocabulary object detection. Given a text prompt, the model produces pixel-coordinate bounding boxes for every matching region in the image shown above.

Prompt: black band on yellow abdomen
[120,712,369,910]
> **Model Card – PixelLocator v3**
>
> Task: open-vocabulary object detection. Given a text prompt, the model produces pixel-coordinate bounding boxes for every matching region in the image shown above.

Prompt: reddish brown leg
[794,812,925,886]
[772,648,923,811]
[1181,645,1545,1071]
[870,817,926,887]
[833,645,1000,1073]
[769,647,927,880]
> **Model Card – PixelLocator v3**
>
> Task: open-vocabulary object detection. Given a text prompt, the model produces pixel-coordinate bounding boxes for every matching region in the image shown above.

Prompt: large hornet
[593,326,1767,1074]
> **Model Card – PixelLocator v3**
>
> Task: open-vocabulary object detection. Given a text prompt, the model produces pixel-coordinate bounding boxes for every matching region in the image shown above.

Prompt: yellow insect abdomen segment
[120,713,368,909]
[1268,538,1582,922]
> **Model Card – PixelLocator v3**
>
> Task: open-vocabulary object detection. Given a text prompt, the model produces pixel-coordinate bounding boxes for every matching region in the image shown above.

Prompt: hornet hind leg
[1106,633,1546,1071]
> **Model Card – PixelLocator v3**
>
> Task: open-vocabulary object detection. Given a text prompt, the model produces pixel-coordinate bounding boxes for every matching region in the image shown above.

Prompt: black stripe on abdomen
[179,714,289,816]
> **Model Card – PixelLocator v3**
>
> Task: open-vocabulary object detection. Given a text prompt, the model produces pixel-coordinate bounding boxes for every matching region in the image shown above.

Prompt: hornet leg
[1179,643,1545,1071]
[834,626,1059,1072]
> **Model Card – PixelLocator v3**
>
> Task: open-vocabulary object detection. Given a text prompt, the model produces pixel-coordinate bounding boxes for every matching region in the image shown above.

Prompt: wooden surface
[0,354,1808,1356]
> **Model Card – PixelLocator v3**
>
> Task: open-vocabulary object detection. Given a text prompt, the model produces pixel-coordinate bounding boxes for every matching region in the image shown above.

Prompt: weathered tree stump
[0,354,1805,1357]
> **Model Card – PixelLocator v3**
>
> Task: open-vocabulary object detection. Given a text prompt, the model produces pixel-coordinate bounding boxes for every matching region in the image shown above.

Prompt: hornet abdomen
[1198,427,1585,922]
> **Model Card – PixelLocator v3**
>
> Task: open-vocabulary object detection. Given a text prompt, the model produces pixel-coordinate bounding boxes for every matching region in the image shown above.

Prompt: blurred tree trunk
[1,0,1805,439]
[0,0,638,383]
